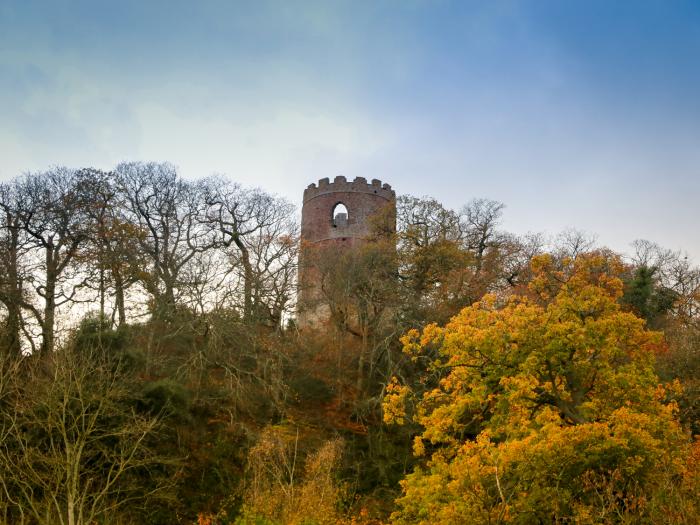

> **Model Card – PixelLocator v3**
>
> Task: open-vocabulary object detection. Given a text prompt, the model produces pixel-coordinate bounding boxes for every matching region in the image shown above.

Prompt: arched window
[332,203,349,227]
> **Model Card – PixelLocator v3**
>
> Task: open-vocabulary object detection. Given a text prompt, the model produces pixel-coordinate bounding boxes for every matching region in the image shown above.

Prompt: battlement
[298,175,396,328]
[304,175,395,203]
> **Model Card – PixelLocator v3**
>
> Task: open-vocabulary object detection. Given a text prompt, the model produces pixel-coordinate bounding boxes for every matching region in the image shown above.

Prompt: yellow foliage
[388,253,697,524]
[384,377,411,425]
[240,427,345,525]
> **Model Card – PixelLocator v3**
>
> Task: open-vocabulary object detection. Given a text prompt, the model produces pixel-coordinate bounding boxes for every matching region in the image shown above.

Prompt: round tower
[297,175,396,327]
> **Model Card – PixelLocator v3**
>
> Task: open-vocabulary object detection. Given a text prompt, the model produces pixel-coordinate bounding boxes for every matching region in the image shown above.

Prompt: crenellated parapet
[304,175,395,203]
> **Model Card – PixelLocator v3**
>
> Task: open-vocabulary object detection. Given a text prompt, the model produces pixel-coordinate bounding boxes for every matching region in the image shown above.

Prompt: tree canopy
[386,254,698,524]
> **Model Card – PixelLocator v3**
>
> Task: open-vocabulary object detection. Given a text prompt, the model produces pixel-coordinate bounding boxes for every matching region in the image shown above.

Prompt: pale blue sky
[1,1,699,259]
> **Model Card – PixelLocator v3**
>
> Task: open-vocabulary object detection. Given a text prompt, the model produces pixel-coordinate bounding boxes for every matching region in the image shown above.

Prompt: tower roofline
[303,175,395,203]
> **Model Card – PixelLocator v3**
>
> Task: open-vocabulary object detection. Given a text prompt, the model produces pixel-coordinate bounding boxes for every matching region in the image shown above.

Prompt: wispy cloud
[1,0,699,258]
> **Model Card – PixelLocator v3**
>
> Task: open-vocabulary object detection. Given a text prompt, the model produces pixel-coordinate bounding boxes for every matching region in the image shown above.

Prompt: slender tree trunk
[43,291,55,354]
[149,262,177,323]
[356,321,368,395]
[67,491,75,525]
[99,265,105,322]
[113,268,126,326]
[42,249,57,355]
[5,226,22,355]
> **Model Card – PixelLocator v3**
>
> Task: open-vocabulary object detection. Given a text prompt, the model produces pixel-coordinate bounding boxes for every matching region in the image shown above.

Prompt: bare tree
[499,231,546,288]
[203,178,297,325]
[553,228,598,259]
[243,211,299,327]
[115,162,215,322]
[397,195,463,247]
[13,168,91,354]
[0,347,172,525]
[460,198,505,274]
[0,183,32,355]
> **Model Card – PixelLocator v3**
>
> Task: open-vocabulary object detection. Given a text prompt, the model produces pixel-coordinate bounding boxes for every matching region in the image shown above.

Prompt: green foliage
[141,379,192,420]
[622,265,677,328]
[73,313,126,349]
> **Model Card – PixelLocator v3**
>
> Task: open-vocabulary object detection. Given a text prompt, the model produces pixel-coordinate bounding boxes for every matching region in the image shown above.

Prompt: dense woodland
[0,163,697,524]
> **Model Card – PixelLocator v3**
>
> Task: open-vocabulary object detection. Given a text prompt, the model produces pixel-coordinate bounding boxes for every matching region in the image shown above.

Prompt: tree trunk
[42,248,57,355]
[113,268,126,326]
[233,236,254,322]
[356,321,368,395]
[162,278,176,321]
[99,265,105,322]
[4,226,22,355]
[4,302,22,356]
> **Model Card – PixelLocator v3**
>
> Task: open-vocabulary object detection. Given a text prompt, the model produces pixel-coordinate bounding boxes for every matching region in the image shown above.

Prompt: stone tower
[297,175,396,327]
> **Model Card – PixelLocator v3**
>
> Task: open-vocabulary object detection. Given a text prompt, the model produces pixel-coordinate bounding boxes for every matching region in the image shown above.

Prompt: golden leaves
[388,252,696,524]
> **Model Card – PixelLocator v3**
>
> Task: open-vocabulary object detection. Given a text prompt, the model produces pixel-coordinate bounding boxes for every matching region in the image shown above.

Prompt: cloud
[1,1,699,260]
[130,100,393,199]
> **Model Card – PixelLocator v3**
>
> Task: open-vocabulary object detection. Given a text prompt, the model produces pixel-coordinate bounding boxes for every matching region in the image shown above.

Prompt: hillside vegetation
[0,164,697,524]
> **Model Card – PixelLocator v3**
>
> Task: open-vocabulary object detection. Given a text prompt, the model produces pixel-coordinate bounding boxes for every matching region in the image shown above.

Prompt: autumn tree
[236,426,345,525]
[385,253,694,524]
[394,196,469,326]
[627,240,700,435]
[76,168,145,327]
[395,196,526,328]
